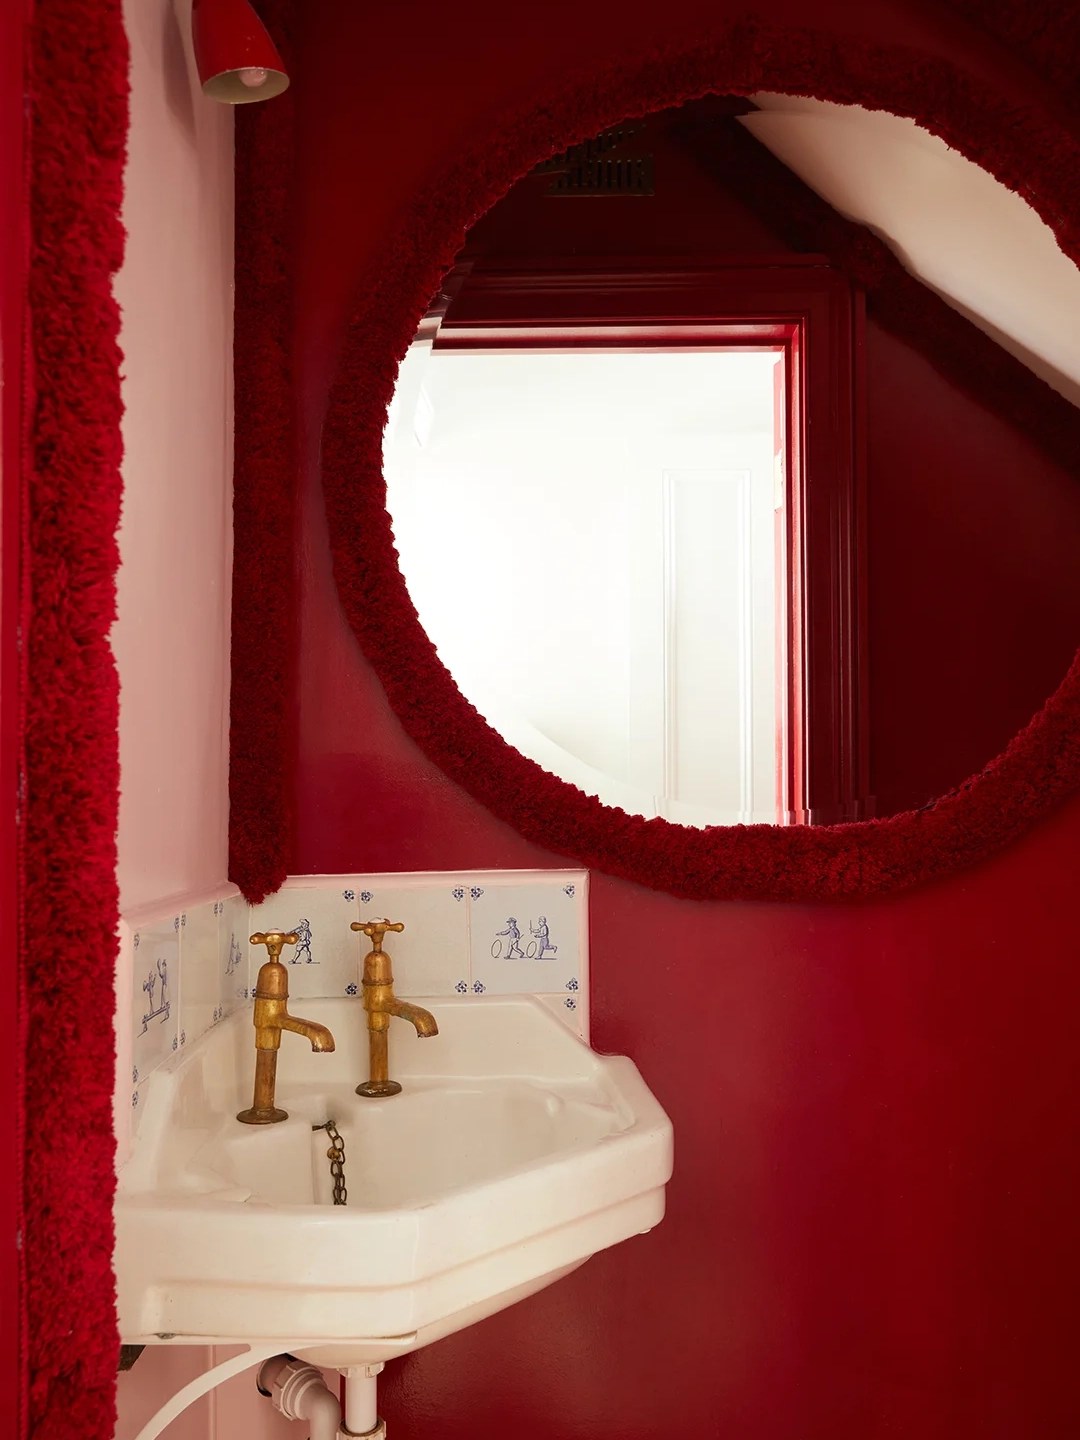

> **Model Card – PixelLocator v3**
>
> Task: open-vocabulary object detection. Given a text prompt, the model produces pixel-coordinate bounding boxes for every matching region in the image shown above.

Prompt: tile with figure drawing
[130,916,179,1079]
[467,878,585,997]
[248,884,363,999]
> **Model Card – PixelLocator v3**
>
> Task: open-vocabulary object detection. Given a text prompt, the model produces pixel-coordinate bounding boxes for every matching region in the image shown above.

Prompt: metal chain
[313,1120,348,1205]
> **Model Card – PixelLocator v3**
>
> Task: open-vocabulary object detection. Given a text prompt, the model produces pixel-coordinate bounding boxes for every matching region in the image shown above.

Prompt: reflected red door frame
[433,256,869,823]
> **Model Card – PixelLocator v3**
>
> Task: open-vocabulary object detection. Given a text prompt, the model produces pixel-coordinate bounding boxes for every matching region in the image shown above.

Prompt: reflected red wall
[284,1,1080,1433]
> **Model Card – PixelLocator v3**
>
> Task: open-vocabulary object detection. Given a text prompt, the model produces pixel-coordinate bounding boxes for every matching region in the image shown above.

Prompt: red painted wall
[1,3,27,1435]
[284,2,1080,1433]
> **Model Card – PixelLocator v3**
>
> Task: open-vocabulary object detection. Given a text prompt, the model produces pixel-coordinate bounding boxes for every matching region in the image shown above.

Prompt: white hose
[129,1345,285,1440]
[127,1345,384,1440]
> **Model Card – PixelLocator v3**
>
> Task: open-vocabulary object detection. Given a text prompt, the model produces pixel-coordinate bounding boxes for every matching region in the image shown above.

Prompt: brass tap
[236,931,336,1125]
[351,919,438,1097]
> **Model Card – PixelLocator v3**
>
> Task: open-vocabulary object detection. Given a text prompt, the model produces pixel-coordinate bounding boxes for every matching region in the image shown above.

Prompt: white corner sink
[116,996,673,1366]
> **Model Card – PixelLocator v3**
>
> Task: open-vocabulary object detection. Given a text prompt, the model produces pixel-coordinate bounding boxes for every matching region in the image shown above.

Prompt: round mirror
[382,97,1080,829]
[318,47,1080,901]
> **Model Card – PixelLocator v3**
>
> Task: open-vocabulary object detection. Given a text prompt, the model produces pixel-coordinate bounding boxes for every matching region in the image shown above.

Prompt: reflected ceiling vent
[535,123,654,196]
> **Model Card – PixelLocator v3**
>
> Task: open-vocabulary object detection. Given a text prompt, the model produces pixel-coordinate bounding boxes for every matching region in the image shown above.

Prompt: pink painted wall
[112,4,251,1437]
[115,1347,299,1440]
[110,11,326,1434]
[116,1346,212,1440]
[112,0,234,916]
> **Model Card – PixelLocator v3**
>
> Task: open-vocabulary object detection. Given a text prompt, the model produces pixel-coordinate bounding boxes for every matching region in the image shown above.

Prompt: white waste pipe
[258,1356,342,1440]
[341,1364,383,1435]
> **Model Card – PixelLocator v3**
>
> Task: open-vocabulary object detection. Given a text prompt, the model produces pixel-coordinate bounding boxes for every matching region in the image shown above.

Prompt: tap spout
[386,998,439,1038]
[352,919,440,1096]
[239,933,337,1123]
[278,1014,336,1052]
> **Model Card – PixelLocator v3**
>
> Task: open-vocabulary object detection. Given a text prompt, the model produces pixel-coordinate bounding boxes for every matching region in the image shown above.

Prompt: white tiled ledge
[117,869,588,1161]
[117,883,248,1165]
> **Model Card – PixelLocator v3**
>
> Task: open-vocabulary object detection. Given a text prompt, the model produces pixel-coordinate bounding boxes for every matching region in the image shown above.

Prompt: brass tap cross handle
[250,930,299,964]
[351,919,404,951]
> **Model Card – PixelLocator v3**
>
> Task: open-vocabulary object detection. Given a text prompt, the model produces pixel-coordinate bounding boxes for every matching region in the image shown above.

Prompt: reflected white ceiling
[741,95,1080,405]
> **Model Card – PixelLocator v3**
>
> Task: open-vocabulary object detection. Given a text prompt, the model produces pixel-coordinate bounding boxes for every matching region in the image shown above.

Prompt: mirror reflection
[385,96,1080,827]
[388,345,786,826]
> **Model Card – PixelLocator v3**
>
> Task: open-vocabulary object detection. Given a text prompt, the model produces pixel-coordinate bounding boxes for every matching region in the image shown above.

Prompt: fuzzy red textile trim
[229,0,298,904]
[22,0,128,1435]
[943,0,1080,119]
[304,23,1080,903]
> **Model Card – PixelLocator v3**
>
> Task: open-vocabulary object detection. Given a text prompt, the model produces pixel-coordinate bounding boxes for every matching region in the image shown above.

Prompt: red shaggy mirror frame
[234,18,1080,904]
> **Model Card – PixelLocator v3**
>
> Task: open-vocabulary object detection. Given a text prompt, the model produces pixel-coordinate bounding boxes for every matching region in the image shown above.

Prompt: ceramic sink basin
[115,996,673,1365]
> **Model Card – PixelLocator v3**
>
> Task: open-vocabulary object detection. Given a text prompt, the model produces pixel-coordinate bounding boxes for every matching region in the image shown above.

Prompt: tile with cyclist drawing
[467,877,585,998]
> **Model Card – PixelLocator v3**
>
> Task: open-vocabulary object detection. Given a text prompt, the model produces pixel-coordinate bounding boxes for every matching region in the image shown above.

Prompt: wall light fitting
[192,0,289,105]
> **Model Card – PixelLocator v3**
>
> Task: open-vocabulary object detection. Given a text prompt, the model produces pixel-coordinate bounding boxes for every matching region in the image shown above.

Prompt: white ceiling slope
[742,95,1080,406]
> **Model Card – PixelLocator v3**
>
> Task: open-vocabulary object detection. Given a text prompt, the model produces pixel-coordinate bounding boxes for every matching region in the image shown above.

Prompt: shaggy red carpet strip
[22,2,128,1437]
[306,20,1080,903]
[229,0,298,904]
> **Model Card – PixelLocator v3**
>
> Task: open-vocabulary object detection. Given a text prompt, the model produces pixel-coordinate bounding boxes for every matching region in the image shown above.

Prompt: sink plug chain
[313,1119,348,1205]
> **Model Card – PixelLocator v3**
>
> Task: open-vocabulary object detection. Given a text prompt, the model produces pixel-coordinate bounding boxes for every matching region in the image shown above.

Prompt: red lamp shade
[191,0,289,104]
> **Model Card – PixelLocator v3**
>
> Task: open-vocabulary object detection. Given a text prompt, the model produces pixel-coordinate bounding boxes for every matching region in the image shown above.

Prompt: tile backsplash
[250,870,587,1030]
[119,869,588,1150]
[123,888,248,1114]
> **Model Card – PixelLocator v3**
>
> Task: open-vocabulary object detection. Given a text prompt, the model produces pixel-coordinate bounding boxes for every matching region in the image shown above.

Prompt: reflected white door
[625,453,779,823]
[385,344,785,826]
